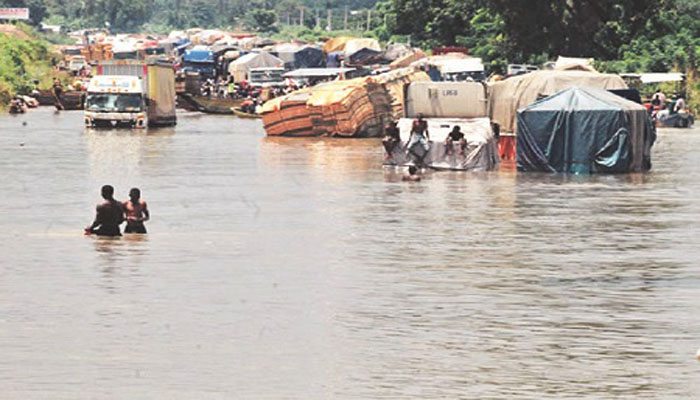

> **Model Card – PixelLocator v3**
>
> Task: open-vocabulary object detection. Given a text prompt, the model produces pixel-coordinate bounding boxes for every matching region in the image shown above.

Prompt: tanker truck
[84,61,177,128]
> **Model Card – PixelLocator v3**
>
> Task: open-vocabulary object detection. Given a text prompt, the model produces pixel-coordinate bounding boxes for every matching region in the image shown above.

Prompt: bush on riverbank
[0,24,57,103]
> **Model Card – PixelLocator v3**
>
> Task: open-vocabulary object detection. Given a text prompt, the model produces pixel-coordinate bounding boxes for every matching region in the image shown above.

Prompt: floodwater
[1,107,699,399]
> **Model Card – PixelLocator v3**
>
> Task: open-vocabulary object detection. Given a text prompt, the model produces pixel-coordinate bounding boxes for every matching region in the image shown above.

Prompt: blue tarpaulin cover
[516,86,656,174]
[183,49,214,63]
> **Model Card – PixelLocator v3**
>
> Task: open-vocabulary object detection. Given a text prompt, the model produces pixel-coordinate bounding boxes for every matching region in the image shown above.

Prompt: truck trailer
[85,61,177,128]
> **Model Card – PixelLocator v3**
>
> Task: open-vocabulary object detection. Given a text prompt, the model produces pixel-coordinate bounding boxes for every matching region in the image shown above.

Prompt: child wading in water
[124,188,150,233]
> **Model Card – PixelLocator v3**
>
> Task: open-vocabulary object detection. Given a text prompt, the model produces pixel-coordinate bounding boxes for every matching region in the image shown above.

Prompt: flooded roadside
[0,107,699,398]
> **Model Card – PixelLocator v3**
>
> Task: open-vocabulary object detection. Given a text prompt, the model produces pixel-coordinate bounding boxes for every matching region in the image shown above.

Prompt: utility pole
[366,9,371,31]
[316,9,321,29]
[300,8,304,26]
[327,9,332,31]
[344,6,348,31]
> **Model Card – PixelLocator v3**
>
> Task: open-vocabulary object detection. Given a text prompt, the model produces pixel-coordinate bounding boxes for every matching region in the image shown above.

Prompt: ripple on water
[0,110,699,398]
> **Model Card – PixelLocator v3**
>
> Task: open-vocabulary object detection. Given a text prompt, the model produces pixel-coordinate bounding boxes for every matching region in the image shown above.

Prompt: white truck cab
[84,75,147,128]
[68,56,89,74]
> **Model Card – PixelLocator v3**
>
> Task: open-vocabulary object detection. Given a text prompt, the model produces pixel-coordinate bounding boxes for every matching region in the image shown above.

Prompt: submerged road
[0,107,699,398]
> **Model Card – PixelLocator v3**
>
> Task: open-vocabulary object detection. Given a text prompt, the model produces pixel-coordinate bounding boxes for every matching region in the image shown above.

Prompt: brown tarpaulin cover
[262,68,430,137]
[488,70,627,133]
[390,50,427,69]
[322,37,353,54]
[261,89,314,137]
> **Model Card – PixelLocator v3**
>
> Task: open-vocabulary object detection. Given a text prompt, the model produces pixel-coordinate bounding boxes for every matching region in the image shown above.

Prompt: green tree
[249,9,277,32]
[488,0,668,60]
[387,0,480,47]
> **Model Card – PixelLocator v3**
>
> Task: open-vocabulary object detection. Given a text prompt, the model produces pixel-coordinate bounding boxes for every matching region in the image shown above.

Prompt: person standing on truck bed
[406,114,430,166]
[445,125,467,156]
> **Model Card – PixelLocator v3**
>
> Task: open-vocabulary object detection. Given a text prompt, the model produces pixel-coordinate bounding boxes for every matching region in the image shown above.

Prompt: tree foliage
[379,0,700,74]
[0,24,57,102]
[33,0,379,32]
[249,9,277,32]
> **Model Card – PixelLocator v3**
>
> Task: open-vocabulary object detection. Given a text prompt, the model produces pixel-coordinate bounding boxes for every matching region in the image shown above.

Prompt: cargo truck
[182,49,216,78]
[85,61,177,128]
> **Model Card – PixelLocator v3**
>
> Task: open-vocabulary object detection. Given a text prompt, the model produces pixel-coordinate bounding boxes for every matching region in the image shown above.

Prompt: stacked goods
[261,89,314,137]
[390,50,426,69]
[261,69,429,137]
[82,42,113,62]
[377,68,430,120]
[306,78,390,137]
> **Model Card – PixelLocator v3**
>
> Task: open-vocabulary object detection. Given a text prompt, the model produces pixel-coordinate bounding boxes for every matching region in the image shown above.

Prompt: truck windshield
[114,51,138,60]
[250,70,283,83]
[86,93,143,112]
[145,47,165,55]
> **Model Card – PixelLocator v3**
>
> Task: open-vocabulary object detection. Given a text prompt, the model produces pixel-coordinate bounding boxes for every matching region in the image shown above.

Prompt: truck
[182,48,216,78]
[68,55,89,74]
[84,61,177,128]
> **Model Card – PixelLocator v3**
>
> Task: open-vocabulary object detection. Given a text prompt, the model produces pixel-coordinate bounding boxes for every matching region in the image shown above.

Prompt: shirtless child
[402,166,422,182]
[123,188,150,234]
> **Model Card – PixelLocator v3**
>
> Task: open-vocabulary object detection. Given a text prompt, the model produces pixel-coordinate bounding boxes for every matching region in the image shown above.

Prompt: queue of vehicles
[17,30,694,131]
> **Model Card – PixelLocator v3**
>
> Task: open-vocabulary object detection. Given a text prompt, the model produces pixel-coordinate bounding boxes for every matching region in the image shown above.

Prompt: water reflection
[83,128,174,188]
[260,136,380,176]
[2,109,700,398]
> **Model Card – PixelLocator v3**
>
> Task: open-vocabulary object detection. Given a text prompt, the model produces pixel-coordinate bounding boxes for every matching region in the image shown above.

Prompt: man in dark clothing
[445,125,467,156]
[382,121,401,159]
[85,185,125,236]
[52,78,64,110]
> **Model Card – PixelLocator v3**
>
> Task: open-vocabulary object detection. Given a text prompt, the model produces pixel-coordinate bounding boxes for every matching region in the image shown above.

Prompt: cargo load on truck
[274,45,325,70]
[516,86,655,174]
[488,70,627,134]
[86,61,177,128]
[261,68,429,137]
[183,48,216,78]
[488,70,627,161]
[405,81,488,119]
[228,52,284,83]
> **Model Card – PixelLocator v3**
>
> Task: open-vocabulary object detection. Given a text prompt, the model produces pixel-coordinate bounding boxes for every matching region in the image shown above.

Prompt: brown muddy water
[1,107,699,399]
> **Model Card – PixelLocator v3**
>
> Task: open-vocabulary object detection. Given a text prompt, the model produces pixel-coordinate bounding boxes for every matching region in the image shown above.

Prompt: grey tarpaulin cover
[516,86,656,174]
[489,70,627,133]
[277,46,325,69]
[385,117,500,171]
